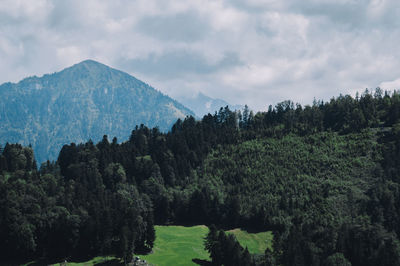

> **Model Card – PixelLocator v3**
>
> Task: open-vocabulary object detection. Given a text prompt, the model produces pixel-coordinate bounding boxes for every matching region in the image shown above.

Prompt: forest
[1,88,400,265]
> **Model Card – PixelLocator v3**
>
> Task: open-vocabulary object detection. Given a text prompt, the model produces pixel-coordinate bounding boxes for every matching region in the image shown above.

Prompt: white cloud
[380,78,400,91]
[0,0,52,21]
[367,0,389,19]
[1,0,400,111]
[56,46,85,65]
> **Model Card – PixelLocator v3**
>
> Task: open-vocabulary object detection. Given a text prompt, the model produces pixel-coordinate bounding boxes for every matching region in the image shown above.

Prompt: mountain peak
[79,59,100,64]
[65,59,111,72]
[56,59,130,83]
[0,60,195,162]
[75,59,108,68]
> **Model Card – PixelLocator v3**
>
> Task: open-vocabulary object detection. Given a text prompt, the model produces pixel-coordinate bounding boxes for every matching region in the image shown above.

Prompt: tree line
[1,88,400,265]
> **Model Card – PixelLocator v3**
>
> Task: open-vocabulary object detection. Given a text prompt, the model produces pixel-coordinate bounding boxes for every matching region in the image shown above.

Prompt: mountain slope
[177,92,243,117]
[0,60,194,162]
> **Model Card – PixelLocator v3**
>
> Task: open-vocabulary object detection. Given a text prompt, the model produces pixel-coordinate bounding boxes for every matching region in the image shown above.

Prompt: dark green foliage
[0,143,154,264]
[1,143,36,171]
[204,225,254,266]
[2,88,400,265]
[324,253,351,266]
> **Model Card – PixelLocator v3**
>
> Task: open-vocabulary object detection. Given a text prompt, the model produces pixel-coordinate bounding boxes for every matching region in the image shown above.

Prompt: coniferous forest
[1,88,400,265]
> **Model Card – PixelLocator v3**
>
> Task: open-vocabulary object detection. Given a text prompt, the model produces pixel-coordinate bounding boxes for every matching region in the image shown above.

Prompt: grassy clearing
[140,225,210,266]
[24,226,272,266]
[65,256,120,265]
[227,229,273,254]
[23,256,119,266]
[140,225,273,266]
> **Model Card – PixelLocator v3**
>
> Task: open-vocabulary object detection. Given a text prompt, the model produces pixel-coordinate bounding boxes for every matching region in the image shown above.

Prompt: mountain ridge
[0,59,195,163]
[177,92,243,117]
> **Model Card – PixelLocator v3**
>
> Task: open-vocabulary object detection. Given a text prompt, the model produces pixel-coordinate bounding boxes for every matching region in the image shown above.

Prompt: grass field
[140,225,210,266]
[140,225,273,266]
[64,256,120,265]
[23,256,120,266]
[227,229,273,254]
[24,225,272,265]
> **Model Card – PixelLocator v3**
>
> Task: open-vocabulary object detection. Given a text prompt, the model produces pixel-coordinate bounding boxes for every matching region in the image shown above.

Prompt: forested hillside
[0,60,194,163]
[1,89,400,265]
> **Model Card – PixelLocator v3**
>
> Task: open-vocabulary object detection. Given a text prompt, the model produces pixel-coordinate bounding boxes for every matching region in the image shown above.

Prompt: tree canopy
[1,88,400,265]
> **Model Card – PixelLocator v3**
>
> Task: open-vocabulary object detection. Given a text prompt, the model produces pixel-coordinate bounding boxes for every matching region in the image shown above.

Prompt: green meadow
[25,225,272,266]
[23,256,120,266]
[140,225,272,266]
[227,229,273,254]
[140,225,210,266]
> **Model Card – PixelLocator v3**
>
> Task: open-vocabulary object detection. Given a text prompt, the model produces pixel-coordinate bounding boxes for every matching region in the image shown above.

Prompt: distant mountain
[177,92,243,117]
[0,60,194,163]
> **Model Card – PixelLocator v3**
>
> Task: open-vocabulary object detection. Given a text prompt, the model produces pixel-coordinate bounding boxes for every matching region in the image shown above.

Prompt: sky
[1,0,400,111]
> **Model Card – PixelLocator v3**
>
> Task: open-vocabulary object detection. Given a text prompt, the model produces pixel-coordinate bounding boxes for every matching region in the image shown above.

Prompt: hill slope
[2,89,400,265]
[177,92,243,117]
[0,60,194,162]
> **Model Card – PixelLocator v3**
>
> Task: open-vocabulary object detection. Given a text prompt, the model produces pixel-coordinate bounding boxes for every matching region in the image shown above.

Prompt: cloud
[136,12,209,42]
[1,0,400,111]
[380,78,400,91]
[121,50,242,79]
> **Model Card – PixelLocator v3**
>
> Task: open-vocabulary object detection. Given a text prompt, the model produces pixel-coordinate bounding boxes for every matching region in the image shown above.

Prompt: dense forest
[1,88,400,265]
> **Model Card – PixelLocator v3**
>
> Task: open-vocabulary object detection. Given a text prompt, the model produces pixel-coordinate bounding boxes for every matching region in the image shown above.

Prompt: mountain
[177,92,243,117]
[0,60,194,163]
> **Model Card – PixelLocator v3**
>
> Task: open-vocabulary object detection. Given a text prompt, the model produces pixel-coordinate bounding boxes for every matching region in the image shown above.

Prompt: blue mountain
[0,60,194,162]
[177,92,243,117]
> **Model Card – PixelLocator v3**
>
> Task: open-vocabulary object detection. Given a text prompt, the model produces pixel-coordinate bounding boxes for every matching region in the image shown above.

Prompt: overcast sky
[1,0,400,111]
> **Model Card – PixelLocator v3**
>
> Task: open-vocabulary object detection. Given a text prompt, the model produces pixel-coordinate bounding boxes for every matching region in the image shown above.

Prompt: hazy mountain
[0,60,194,163]
[177,92,243,117]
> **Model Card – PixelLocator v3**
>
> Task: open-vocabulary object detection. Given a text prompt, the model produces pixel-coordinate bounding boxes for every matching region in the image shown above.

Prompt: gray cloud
[121,50,242,79]
[137,12,209,42]
[1,0,400,111]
